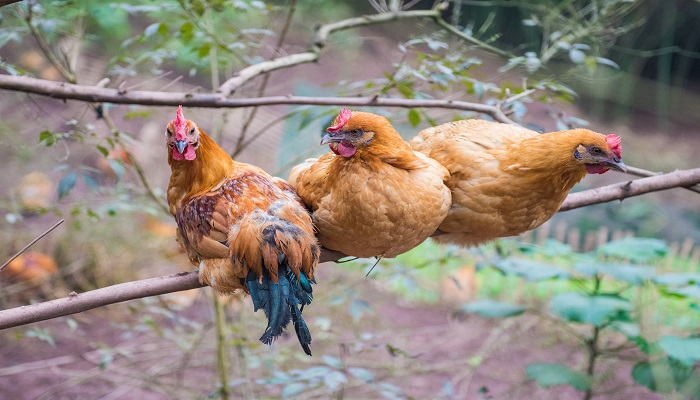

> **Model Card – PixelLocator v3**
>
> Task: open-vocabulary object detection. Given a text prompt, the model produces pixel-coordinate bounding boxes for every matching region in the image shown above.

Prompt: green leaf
[321,355,342,369]
[596,238,669,262]
[96,145,109,157]
[82,171,99,191]
[348,367,374,383]
[658,335,700,367]
[526,363,591,391]
[25,328,56,347]
[632,359,700,397]
[57,171,77,200]
[407,109,421,127]
[460,299,526,318]
[180,22,194,43]
[491,258,569,282]
[39,130,55,146]
[349,298,371,321]
[144,22,162,37]
[550,292,630,326]
[654,273,700,286]
[281,383,306,399]
[573,262,655,285]
[323,370,347,392]
[108,160,126,182]
[665,285,700,299]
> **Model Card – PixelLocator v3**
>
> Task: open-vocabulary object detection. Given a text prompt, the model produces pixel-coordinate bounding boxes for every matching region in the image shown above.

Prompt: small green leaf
[323,370,348,392]
[526,363,591,391]
[665,285,700,299]
[82,172,99,191]
[348,367,374,383]
[632,359,700,396]
[550,292,630,326]
[108,159,126,182]
[96,145,109,157]
[659,335,700,367]
[321,355,342,369]
[349,298,371,321]
[57,171,77,200]
[573,262,655,285]
[597,238,669,262]
[407,109,421,127]
[654,273,700,286]
[491,258,569,282]
[39,130,55,146]
[460,299,526,318]
[281,383,306,399]
[144,22,163,38]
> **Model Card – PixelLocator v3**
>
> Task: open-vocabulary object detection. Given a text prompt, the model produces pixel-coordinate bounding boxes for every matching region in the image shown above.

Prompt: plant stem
[212,293,230,400]
[583,325,599,400]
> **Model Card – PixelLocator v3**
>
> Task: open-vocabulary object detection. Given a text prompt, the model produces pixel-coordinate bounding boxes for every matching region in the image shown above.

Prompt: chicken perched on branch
[165,106,319,355]
[410,119,626,247]
[289,109,451,258]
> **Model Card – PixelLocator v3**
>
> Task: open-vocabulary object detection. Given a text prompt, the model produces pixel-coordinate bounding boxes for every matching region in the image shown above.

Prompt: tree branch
[0,272,202,330]
[216,9,439,96]
[2,168,699,330]
[559,168,700,211]
[1,0,21,7]
[0,75,516,123]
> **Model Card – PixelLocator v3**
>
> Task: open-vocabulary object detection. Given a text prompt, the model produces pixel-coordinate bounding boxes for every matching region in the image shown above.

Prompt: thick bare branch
[559,168,700,211]
[1,0,21,8]
[0,272,203,330]
[1,168,699,330]
[0,75,516,123]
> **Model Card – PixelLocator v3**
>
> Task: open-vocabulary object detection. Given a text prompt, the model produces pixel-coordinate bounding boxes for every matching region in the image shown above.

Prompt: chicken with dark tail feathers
[165,106,319,355]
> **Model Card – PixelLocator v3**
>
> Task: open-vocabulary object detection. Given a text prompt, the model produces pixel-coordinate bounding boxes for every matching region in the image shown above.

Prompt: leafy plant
[461,236,700,399]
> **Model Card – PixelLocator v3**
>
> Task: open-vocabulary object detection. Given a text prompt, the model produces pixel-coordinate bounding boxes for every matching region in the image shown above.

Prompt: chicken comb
[327,108,352,133]
[175,105,187,141]
[606,134,622,158]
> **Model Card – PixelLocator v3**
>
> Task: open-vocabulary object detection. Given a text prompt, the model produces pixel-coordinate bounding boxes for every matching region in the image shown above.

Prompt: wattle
[171,144,197,161]
[585,164,609,174]
[184,144,197,160]
[336,141,357,158]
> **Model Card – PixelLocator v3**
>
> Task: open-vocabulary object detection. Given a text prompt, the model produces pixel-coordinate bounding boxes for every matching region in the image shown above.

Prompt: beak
[608,158,627,173]
[320,131,347,145]
[174,140,188,154]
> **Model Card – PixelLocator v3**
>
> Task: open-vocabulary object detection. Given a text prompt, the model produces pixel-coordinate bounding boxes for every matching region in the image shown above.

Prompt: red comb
[606,134,621,158]
[175,105,187,140]
[327,108,352,133]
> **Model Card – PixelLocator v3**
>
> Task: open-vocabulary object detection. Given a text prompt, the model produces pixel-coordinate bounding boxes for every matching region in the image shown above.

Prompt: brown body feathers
[410,119,626,247]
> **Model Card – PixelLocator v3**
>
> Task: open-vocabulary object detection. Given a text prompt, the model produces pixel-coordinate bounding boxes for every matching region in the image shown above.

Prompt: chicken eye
[166,129,173,137]
[189,128,195,134]
[351,129,361,135]
[591,146,603,154]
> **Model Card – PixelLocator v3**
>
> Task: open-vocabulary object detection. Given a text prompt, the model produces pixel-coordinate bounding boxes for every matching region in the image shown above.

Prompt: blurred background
[1,1,699,399]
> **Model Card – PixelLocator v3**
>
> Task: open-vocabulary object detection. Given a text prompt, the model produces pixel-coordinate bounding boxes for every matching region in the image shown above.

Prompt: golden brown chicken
[165,106,319,355]
[289,109,451,258]
[410,119,626,247]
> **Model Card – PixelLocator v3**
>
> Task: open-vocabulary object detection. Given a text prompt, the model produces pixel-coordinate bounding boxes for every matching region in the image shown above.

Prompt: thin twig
[232,0,298,157]
[0,219,64,272]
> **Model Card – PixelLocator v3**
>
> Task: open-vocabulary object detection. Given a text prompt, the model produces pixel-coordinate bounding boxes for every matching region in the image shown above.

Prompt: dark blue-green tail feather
[245,255,315,355]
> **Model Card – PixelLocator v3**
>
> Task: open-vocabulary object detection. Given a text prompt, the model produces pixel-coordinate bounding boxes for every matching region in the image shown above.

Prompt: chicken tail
[231,206,319,355]
[245,253,315,355]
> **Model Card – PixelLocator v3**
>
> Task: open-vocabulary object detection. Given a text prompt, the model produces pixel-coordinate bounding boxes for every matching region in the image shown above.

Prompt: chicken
[165,106,320,355]
[289,109,451,258]
[409,119,627,247]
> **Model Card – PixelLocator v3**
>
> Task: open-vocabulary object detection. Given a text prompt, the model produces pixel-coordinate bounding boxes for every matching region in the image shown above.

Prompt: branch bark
[559,168,700,211]
[2,168,699,330]
[0,0,21,7]
[0,75,516,123]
